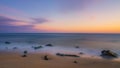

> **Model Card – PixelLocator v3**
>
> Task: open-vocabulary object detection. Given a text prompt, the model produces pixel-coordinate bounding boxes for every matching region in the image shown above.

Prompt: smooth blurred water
[0,33,120,61]
[0,33,120,49]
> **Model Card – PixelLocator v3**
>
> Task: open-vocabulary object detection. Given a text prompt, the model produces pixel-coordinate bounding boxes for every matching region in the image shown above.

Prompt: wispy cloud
[0,25,36,33]
[0,16,21,26]
[31,17,49,24]
[0,15,51,32]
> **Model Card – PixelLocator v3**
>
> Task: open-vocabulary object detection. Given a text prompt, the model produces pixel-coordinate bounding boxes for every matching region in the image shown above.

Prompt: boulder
[79,52,84,55]
[21,54,27,57]
[100,50,118,58]
[56,53,64,56]
[56,53,79,57]
[73,61,78,64]
[75,46,79,48]
[13,47,18,49]
[23,50,28,54]
[5,41,11,44]
[45,44,53,47]
[43,55,49,60]
[33,46,43,50]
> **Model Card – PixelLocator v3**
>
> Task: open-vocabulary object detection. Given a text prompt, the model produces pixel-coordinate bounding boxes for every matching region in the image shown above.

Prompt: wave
[0,42,120,62]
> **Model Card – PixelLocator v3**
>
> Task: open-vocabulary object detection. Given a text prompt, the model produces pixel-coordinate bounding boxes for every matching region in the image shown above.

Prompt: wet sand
[0,51,120,68]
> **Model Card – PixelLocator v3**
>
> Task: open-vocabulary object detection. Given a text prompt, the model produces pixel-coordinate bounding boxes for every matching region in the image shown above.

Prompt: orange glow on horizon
[33,22,120,33]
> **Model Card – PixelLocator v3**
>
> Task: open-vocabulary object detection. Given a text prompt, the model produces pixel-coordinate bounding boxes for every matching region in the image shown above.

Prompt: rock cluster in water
[5,41,11,44]
[32,46,43,50]
[45,44,53,47]
[100,50,118,58]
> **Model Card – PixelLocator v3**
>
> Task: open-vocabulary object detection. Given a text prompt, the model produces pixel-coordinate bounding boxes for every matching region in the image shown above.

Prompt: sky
[0,0,120,33]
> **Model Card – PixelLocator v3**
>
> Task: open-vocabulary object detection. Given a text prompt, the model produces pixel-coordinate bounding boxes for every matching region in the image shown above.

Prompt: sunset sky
[0,0,120,33]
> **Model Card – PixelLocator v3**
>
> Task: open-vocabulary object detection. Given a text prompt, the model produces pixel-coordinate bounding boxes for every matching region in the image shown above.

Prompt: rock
[33,46,43,50]
[100,50,118,58]
[45,44,53,47]
[23,50,28,54]
[79,52,84,55]
[5,41,11,44]
[75,46,79,48]
[21,51,28,57]
[73,61,78,64]
[56,53,79,57]
[56,53,65,56]
[13,47,18,49]
[64,54,79,57]
[44,55,49,60]
[21,54,27,57]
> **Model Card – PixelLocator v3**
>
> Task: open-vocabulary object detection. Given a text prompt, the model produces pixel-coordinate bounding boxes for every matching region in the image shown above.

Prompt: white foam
[0,43,120,61]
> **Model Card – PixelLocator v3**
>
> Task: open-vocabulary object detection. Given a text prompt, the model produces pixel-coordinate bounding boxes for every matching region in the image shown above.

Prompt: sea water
[0,33,120,60]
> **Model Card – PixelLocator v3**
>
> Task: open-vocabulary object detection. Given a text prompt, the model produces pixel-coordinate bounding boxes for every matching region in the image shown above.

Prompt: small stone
[75,46,79,48]
[21,54,27,57]
[73,61,78,64]
[33,46,43,50]
[44,55,49,60]
[45,44,53,47]
[5,41,11,44]
[79,52,84,55]
[13,47,17,49]
[23,50,28,54]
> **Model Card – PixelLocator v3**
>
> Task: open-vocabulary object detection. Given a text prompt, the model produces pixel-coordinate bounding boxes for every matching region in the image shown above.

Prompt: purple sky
[0,0,120,33]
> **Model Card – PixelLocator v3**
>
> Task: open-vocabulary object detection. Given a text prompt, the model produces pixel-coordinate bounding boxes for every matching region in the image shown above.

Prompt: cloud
[0,15,51,33]
[0,16,19,26]
[0,25,37,33]
[0,15,31,26]
[31,18,49,24]
[0,15,49,26]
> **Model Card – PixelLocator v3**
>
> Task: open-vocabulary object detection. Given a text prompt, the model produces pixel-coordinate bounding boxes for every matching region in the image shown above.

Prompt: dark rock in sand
[100,50,118,58]
[56,53,64,56]
[5,41,11,44]
[56,53,79,57]
[21,54,27,57]
[45,44,53,47]
[44,55,49,60]
[64,54,79,57]
[73,61,78,64]
[33,46,43,50]
[21,51,28,57]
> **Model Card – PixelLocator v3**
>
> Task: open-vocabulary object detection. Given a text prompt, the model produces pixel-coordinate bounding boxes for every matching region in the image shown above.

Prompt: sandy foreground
[0,51,120,68]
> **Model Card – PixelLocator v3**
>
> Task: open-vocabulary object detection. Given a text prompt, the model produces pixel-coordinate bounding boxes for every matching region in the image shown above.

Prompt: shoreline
[0,44,120,60]
[0,51,120,68]
[0,41,120,68]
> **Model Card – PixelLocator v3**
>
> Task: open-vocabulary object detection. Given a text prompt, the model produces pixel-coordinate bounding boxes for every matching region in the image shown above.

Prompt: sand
[0,51,120,68]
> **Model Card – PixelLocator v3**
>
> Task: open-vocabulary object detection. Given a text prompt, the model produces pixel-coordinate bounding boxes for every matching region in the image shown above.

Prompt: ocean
[0,33,120,60]
[0,33,120,49]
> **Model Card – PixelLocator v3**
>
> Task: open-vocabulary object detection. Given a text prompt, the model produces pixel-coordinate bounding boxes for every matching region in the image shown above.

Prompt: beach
[0,50,120,68]
[0,44,120,68]
[0,33,120,68]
